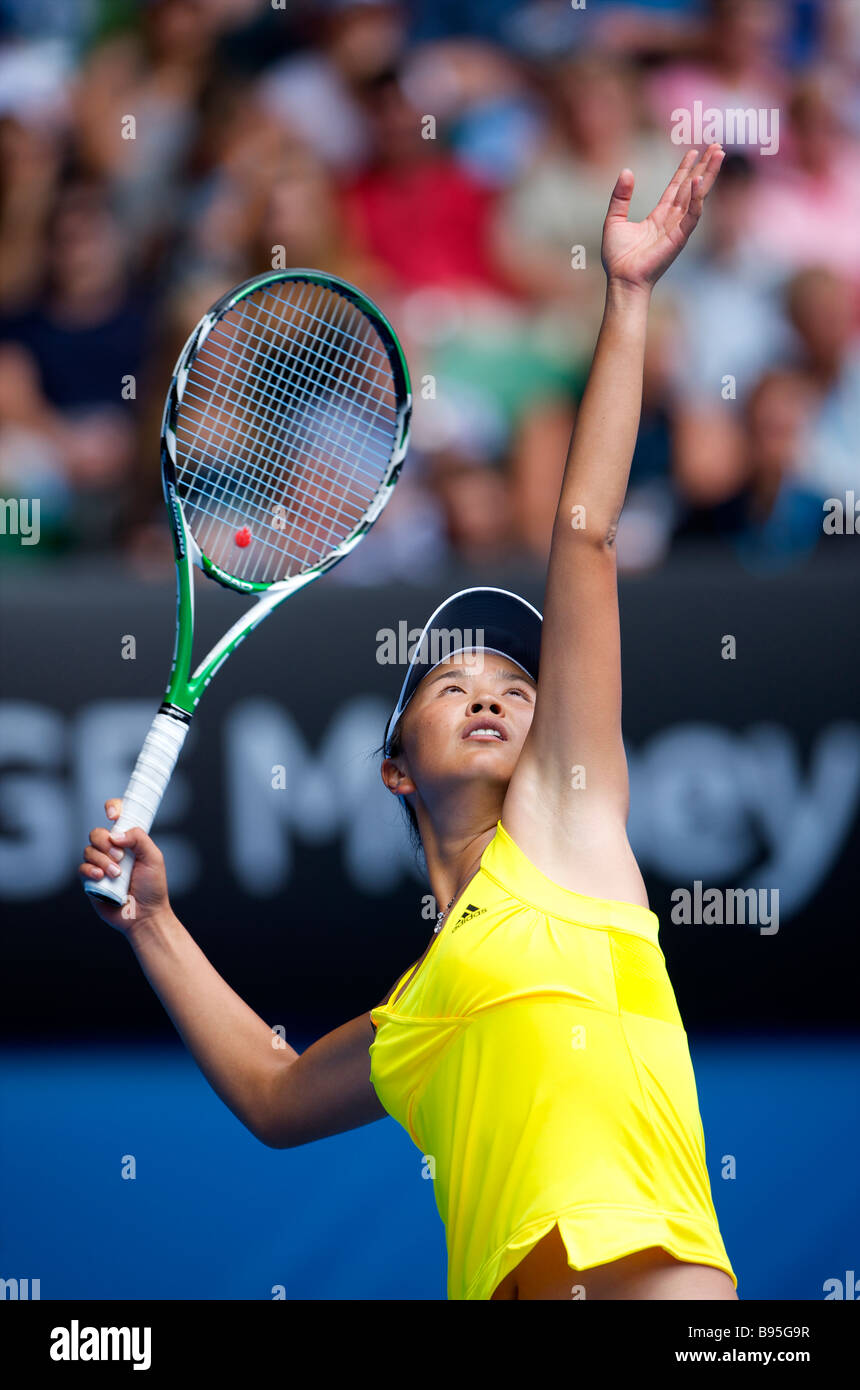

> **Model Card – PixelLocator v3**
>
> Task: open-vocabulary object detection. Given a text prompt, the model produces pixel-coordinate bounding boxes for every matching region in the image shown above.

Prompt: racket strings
[227,282,349,578]
[180,284,270,570]
[237,283,392,573]
[178,379,384,511]
[177,283,394,578]
[178,322,390,501]
[173,280,399,584]
[181,380,384,573]
[214,297,401,412]
[176,284,364,567]
[233,284,388,576]
[184,304,400,455]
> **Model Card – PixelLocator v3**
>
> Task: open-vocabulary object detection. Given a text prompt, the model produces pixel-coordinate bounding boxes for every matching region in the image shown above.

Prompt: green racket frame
[84,269,411,907]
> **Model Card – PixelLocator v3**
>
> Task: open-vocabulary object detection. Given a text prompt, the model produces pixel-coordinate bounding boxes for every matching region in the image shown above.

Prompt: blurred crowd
[0,0,858,577]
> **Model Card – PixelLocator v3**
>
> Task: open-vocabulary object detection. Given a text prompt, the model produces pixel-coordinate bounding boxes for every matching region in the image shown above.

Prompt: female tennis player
[80,142,736,1300]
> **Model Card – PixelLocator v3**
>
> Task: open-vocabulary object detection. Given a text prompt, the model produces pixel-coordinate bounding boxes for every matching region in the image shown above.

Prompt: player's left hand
[601,143,725,291]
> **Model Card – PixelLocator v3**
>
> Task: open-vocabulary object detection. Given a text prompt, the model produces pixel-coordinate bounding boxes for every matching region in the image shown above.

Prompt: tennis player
[80,143,736,1300]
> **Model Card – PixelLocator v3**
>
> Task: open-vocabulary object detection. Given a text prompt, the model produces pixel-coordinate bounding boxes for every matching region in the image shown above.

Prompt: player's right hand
[78,798,172,931]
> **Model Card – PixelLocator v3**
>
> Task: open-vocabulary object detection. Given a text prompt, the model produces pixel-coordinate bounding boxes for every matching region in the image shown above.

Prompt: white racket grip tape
[84,711,189,907]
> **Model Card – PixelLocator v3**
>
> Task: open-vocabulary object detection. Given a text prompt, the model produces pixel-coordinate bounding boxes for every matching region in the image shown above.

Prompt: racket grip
[84,711,189,908]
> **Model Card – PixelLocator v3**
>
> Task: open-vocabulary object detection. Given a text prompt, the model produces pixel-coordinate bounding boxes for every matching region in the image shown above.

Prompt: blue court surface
[1,1035,856,1300]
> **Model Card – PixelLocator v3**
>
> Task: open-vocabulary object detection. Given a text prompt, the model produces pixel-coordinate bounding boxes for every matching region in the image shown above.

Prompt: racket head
[161,269,412,594]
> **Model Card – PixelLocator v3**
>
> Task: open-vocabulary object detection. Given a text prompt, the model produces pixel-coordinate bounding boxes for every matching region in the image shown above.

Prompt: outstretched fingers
[677,175,704,238]
[676,145,724,238]
[661,143,720,217]
[656,148,699,213]
[673,144,723,205]
[697,143,726,198]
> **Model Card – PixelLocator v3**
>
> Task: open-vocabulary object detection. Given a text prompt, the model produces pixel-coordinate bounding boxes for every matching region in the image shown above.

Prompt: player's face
[398,651,537,793]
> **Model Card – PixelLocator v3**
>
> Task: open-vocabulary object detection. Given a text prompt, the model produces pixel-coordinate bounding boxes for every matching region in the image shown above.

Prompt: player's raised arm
[504,145,725,853]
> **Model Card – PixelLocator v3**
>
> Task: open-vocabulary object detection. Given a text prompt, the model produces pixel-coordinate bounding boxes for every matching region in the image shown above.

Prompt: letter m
[0,499,17,535]
[725,887,758,923]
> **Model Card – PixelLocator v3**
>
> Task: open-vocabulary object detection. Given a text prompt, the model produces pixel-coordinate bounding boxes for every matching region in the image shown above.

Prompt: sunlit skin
[378,145,738,1300]
[380,645,737,1301]
[381,652,537,917]
[77,144,738,1300]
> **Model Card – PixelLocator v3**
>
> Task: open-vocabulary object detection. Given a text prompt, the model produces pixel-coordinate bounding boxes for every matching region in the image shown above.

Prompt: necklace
[432,851,483,934]
[433,897,455,934]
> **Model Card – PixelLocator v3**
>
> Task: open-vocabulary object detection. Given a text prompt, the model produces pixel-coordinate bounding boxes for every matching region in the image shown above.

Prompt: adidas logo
[451,903,487,932]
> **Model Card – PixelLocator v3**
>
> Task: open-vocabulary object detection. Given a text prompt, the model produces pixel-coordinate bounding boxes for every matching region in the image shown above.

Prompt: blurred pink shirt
[745,145,860,281]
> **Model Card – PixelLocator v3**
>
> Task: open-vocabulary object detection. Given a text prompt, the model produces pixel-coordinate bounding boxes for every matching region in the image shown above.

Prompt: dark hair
[377,722,422,852]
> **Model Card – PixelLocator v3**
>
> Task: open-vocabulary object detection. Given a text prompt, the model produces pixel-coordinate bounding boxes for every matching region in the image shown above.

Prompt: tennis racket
[84,268,411,907]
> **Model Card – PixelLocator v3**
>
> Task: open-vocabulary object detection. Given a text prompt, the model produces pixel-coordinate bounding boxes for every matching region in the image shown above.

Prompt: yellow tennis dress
[368,820,736,1300]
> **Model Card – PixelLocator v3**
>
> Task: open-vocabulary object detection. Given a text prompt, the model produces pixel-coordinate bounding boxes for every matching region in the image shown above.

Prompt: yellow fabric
[369,820,737,1300]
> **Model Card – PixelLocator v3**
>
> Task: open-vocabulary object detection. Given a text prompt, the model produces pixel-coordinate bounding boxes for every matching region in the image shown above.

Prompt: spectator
[399,38,544,188]
[0,180,151,546]
[668,152,793,409]
[428,445,516,563]
[0,116,65,313]
[0,180,153,413]
[252,144,390,301]
[673,368,827,573]
[72,0,233,257]
[492,52,675,348]
[745,72,860,283]
[785,266,860,502]
[339,64,512,296]
[256,0,406,174]
[0,0,851,574]
[646,0,789,140]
